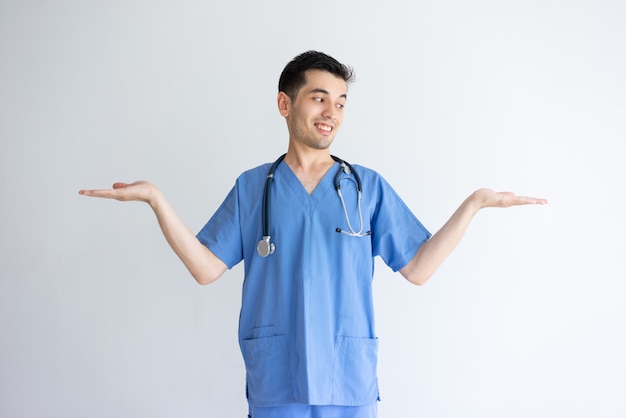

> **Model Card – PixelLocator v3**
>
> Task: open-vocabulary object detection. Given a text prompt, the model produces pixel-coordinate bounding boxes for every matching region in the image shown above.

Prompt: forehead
[299,69,348,96]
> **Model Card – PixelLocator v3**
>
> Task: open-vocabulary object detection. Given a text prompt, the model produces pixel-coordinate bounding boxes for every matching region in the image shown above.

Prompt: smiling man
[79,51,547,418]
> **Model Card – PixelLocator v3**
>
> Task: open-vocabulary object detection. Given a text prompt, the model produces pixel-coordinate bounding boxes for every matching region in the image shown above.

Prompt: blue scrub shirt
[197,160,431,408]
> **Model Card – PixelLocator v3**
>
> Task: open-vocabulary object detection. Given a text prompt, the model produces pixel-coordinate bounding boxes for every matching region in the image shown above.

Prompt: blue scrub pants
[249,402,377,418]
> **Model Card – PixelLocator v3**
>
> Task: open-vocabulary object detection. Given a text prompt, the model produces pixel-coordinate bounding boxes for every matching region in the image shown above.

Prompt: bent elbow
[194,274,218,286]
[190,255,228,285]
[191,269,222,286]
[400,266,433,286]
[407,272,432,286]
[194,275,212,286]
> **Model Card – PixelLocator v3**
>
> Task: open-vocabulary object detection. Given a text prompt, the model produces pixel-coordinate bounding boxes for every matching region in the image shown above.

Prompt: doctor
[79,51,547,418]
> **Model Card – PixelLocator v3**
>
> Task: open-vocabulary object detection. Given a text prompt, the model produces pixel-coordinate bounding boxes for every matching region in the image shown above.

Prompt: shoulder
[350,163,382,179]
[213,161,273,203]
[349,162,393,190]
[234,161,273,187]
[346,162,411,208]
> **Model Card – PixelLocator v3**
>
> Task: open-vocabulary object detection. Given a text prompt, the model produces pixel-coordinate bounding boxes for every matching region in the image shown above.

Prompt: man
[79,51,547,418]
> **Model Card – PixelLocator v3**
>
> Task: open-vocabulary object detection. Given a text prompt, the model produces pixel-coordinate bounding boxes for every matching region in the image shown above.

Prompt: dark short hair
[278,51,354,100]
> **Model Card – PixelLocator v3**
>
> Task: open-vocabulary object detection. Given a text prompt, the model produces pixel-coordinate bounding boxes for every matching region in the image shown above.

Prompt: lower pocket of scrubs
[332,336,379,404]
[241,334,293,404]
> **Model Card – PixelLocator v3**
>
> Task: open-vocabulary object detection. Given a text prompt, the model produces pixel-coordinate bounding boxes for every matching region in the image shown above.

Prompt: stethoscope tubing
[261,154,286,238]
[257,154,369,257]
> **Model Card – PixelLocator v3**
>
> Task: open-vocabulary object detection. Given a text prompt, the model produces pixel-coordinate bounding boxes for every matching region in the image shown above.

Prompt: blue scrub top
[197,160,431,407]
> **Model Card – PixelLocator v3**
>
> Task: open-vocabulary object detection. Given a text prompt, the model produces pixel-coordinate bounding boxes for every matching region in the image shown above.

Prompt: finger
[512,195,548,205]
[529,197,548,205]
[78,189,116,198]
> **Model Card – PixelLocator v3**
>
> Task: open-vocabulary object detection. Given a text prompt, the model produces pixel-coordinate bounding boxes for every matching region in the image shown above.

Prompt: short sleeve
[370,176,431,272]
[196,184,244,269]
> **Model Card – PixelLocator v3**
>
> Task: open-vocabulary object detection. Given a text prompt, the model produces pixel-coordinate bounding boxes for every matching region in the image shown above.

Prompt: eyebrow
[308,88,348,99]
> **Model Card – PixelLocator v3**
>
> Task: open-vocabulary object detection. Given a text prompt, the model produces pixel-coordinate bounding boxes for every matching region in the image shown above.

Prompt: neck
[284,143,333,172]
[283,144,335,195]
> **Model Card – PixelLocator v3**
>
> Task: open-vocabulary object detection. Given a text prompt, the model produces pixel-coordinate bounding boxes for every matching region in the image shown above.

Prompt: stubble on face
[285,70,347,152]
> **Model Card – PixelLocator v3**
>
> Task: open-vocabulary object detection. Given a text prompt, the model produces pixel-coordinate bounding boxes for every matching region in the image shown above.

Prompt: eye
[337,103,345,109]
[313,97,323,102]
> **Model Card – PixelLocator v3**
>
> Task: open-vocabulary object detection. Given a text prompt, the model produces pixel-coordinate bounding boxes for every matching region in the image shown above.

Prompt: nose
[321,102,338,120]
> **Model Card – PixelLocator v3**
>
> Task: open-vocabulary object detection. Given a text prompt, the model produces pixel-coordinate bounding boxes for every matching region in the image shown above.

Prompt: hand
[472,188,548,209]
[78,181,158,204]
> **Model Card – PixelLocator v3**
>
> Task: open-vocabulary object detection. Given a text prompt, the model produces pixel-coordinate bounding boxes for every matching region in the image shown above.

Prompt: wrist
[147,185,164,208]
[467,189,488,212]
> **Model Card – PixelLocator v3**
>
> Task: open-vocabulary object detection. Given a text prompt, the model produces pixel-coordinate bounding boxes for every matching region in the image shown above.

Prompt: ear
[277,92,290,117]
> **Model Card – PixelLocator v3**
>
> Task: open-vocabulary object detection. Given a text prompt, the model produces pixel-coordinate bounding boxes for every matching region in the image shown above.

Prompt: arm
[79,181,228,285]
[399,188,547,286]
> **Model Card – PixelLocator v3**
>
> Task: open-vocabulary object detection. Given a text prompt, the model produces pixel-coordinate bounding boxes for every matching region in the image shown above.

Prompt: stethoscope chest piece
[257,236,275,257]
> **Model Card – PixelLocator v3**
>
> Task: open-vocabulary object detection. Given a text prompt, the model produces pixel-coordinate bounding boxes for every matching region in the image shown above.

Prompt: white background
[1,0,625,417]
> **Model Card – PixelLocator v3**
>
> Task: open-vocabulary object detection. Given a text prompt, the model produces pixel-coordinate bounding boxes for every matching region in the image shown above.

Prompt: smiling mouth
[315,123,333,133]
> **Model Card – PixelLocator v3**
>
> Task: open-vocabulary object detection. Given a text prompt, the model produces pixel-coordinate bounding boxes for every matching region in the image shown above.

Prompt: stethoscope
[257,154,371,257]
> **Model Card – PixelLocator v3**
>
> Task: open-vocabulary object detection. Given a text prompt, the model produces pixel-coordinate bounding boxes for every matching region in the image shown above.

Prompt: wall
[1,1,625,417]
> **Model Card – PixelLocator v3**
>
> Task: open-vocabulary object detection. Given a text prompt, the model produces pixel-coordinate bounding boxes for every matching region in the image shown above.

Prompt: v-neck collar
[276,161,338,207]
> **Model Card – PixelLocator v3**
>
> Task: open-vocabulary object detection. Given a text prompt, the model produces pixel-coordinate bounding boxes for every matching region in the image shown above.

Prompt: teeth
[316,123,332,132]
